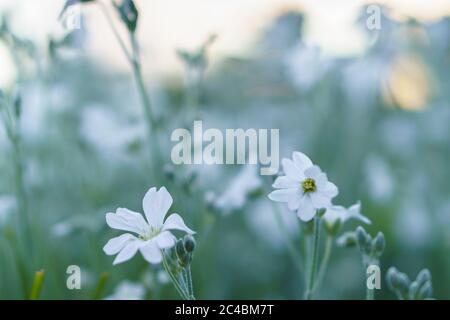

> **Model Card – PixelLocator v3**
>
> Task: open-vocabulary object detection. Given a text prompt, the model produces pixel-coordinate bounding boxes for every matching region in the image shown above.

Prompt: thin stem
[98,0,156,131]
[186,265,195,299]
[271,202,304,274]
[305,214,321,300]
[129,32,156,130]
[98,0,133,63]
[29,270,45,300]
[161,252,190,300]
[364,259,379,300]
[92,272,109,300]
[314,235,333,291]
[366,285,374,300]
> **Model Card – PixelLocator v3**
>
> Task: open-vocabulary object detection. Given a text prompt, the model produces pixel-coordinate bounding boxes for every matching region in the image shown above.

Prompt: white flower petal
[282,159,304,181]
[139,240,163,264]
[106,208,148,235]
[162,213,195,234]
[314,173,327,189]
[272,176,299,189]
[304,165,322,179]
[154,231,176,249]
[322,181,338,198]
[310,191,331,209]
[348,202,371,224]
[292,151,313,171]
[103,233,136,255]
[287,191,302,210]
[297,195,316,221]
[268,188,297,203]
[323,206,344,225]
[113,240,139,265]
[142,187,173,229]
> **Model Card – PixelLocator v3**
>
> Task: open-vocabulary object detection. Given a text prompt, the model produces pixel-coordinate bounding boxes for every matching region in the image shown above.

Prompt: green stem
[314,235,333,291]
[98,0,156,132]
[129,32,156,131]
[29,270,45,300]
[366,285,374,300]
[92,272,109,300]
[186,266,195,299]
[271,202,304,274]
[161,252,190,300]
[98,1,133,63]
[305,214,321,300]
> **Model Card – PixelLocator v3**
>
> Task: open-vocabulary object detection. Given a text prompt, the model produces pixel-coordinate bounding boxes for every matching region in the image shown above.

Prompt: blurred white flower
[323,202,371,228]
[364,155,394,203]
[268,151,338,221]
[285,44,330,91]
[246,200,299,249]
[80,104,145,159]
[103,187,195,265]
[213,165,262,214]
[395,200,433,248]
[51,214,103,238]
[157,270,170,284]
[105,281,145,300]
[342,57,387,106]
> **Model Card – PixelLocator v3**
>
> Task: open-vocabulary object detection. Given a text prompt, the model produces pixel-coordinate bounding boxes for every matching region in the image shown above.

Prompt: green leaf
[29,270,45,300]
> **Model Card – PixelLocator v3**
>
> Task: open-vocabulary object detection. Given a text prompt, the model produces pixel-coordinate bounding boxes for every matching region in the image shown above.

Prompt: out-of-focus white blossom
[105,281,145,300]
[212,165,262,215]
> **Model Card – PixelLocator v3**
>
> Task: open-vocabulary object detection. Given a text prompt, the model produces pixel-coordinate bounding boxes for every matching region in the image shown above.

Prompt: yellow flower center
[302,178,316,193]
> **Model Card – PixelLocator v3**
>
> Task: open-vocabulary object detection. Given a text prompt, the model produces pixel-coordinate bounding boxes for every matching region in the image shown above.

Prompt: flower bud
[372,232,385,257]
[325,219,342,236]
[356,226,367,248]
[183,235,196,253]
[417,282,433,300]
[336,231,357,248]
[114,0,139,33]
[176,239,186,260]
[317,208,326,218]
[416,269,431,287]
[395,273,411,295]
[409,281,419,300]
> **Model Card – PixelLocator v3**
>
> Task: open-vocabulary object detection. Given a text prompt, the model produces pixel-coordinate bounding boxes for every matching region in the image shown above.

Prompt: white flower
[214,165,262,215]
[103,187,195,265]
[323,202,371,228]
[268,151,338,221]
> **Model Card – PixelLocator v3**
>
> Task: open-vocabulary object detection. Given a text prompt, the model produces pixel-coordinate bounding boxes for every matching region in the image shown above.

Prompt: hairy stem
[305,214,321,300]
[314,235,333,291]
[161,252,190,300]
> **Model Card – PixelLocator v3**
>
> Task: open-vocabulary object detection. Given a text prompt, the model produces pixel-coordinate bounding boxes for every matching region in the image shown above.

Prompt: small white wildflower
[157,270,170,284]
[103,187,195,265]
[323,202,371,228]
[214,165,262,214]
[268,151,338,221]
[105,281,146,300]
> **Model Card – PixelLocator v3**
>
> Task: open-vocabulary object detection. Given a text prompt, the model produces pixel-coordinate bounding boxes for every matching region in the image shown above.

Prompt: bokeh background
[0,0,450,299]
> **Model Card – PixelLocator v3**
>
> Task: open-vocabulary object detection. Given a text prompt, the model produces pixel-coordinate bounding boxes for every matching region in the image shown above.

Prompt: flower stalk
[305,214,321,300]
